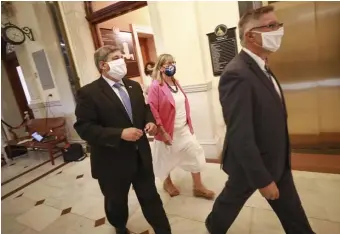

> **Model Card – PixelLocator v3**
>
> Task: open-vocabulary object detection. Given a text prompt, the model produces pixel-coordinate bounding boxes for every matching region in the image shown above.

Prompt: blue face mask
[164,65,176,77]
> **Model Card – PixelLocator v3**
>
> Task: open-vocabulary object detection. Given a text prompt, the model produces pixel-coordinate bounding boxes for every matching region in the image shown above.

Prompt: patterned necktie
[264,65,282,99]
[264,64,272,81]
[113,83,133,122]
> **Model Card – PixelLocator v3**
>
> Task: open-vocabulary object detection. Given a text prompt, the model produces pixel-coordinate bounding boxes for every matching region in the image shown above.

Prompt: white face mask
[106,58,127,80]
[255,27,284,52]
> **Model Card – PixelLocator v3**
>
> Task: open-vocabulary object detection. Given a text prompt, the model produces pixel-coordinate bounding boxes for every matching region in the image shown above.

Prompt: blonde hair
[152,54,175,85]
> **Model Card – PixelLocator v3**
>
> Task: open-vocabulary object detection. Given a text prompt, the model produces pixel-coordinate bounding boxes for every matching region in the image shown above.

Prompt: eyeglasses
[251,22,284,31]
[162,62,176,68]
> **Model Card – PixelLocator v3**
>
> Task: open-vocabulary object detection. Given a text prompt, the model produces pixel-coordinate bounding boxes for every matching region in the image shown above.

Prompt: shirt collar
[242,47,266,71]
[102,75,124,87]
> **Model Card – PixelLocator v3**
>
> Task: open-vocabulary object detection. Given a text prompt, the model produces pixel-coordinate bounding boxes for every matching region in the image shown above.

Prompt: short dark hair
[238,5,275,43]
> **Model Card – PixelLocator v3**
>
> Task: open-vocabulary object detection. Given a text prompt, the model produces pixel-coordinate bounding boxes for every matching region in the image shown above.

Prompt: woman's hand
[162,132,172,145]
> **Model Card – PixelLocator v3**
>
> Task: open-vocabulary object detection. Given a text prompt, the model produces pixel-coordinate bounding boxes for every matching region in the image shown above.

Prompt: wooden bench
[6,117,68,165]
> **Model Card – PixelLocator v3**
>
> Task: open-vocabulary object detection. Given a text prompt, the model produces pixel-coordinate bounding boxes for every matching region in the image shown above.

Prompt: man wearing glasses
[206,6,315,234]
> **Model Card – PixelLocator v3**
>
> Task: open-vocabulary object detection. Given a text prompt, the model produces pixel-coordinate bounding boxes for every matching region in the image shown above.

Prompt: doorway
[84,1,157,87]
[138,34,157,66]
[2,51,33,121]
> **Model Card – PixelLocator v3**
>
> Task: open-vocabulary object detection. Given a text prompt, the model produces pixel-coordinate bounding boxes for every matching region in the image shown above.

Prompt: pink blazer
[148,80,194,141]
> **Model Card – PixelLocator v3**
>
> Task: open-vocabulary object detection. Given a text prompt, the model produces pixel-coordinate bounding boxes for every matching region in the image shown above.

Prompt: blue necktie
[113,83,133,122]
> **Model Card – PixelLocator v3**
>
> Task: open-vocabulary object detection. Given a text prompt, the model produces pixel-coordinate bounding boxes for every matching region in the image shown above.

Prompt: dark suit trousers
[98,151,171,234]
[206,169,315,234]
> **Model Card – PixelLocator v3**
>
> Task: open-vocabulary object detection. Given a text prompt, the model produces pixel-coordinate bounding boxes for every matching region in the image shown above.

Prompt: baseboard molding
[292,153,340,174]
[206,158,220,164]
[290,132,340,149]
[205,153,340,174]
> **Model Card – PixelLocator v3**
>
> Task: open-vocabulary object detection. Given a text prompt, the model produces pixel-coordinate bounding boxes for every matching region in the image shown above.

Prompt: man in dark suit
[206,6,315,234]
[74,45,171,234]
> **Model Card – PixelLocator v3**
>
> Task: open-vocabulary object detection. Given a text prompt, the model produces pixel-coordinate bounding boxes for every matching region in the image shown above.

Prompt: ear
[100,61,109,72]
[99,61,105,70]
[246,31,253,39]
[245,31,256,43]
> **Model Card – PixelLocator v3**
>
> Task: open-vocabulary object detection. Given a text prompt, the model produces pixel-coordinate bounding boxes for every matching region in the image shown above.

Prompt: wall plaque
[207,26,238,77]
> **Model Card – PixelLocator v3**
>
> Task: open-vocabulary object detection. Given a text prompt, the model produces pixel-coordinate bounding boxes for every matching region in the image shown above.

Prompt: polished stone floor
[1,154,340,234]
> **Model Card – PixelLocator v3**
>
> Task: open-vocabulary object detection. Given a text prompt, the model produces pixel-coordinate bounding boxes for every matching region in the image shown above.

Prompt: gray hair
[238,5,275,46]
[94,45,121,72]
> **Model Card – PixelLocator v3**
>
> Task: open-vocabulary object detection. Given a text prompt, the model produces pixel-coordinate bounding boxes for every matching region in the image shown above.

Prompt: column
[58,1,99,86]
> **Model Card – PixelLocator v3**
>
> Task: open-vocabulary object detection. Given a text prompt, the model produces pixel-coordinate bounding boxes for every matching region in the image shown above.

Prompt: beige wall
[97,6,151,32]
[148,1,240,148]
[196,1,241,141]
[91,1,118,12]
[58,2,99,86]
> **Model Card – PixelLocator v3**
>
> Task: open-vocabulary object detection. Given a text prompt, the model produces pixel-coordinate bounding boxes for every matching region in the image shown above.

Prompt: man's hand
[121,128,143,142]
[144,122,157,136]
[259,181,280,200]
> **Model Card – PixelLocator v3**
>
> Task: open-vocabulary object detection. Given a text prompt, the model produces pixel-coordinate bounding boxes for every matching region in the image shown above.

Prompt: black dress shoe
[115,227,130,234]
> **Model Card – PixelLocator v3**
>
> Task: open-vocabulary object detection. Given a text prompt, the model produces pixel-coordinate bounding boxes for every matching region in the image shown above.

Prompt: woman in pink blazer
[148,54,214,199]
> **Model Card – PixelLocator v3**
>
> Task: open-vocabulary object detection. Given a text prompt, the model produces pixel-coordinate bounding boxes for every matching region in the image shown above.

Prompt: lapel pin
[129,86,132,88]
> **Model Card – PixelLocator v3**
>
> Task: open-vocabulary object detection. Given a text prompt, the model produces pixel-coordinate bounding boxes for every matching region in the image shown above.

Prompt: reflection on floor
[1,151,60,183]
[1,152,66,200]
[2,156,340,234]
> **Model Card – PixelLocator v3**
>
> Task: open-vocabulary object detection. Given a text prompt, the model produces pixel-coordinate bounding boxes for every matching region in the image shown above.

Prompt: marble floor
[1,152,66,199]
[1,156,340,234]
[1,151,65,183]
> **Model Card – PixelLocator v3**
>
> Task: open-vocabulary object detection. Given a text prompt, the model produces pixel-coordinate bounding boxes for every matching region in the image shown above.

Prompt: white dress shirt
[102,75,130,111]
[242,48,282,99]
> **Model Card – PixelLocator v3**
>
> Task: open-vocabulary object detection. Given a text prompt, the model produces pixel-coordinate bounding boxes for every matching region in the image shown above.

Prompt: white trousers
[152,125,206,181]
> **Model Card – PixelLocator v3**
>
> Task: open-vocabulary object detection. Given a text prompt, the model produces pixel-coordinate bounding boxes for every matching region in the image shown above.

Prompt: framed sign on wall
[207,25,238,77]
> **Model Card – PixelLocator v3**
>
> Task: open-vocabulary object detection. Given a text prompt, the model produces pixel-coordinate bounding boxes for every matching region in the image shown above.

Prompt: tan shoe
[163,181,180,197]
[193,188,215,200]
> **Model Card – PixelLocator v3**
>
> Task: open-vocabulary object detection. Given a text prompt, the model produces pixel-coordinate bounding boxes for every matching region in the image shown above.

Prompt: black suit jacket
[219,50,291,189]
[74,77,155,180]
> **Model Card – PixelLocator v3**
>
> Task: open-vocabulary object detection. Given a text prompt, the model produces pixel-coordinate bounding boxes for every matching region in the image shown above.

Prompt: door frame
[2,52,33,120]
[84,1,148,50]
[130,24,154,85]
